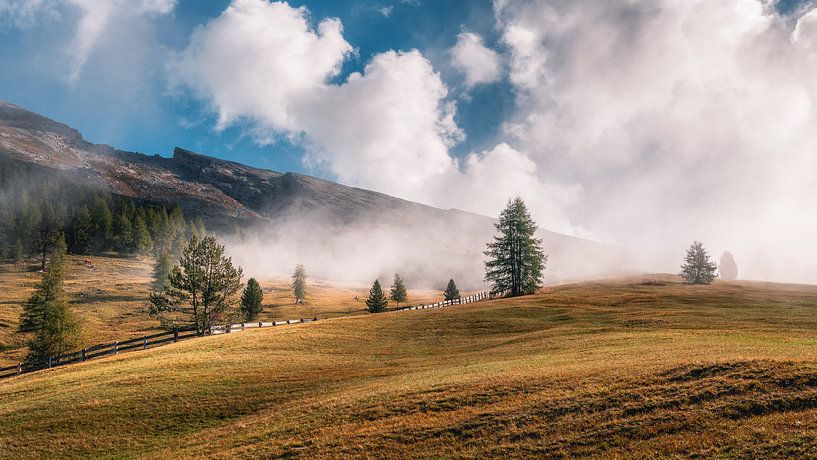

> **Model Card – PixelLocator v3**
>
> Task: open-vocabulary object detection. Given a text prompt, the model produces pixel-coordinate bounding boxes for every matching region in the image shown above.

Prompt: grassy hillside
[0,256,455,367]
[3,276,817,458]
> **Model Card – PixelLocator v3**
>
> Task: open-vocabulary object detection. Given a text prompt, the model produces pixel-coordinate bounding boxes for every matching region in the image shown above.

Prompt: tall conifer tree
[390,273,407,307]
[484,197,547,297]
[291,264,307,304]
[366,279,388,313]
[681,241,717,284]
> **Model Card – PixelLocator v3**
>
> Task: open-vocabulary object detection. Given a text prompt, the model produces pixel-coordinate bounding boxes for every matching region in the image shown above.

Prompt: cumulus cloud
[173,0,578,233]
[494,0,817,281]
[450,32,502,87]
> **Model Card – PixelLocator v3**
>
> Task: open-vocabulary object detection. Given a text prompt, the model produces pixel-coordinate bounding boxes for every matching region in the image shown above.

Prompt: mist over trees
[292,264,307,304]
[366,279,388,313]
[681,241,718,285]
[484,197,547,297]
[443,279,460,301]
[720,251,738,280]
[0,162,202,262]
[148,235,244,335]
[19,235,82,362]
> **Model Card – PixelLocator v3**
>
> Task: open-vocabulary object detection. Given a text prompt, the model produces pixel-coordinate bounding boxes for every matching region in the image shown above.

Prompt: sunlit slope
[0,256,449,367]
[4,277,817,458]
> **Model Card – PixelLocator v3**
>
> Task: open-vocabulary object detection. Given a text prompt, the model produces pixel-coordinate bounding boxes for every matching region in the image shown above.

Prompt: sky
[2,0,817,282]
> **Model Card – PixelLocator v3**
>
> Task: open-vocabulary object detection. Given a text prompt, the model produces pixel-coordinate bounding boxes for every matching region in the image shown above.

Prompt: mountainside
[0,100,672,285]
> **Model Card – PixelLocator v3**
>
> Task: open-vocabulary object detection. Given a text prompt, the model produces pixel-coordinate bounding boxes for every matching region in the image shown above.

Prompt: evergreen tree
[114,212,133,255]
[680,241,718,284]
[484,197,548,297]
[69,206,93,254]
[21,235,82,362]
[133,215,154,256]
[719,251,738,281]
[152,251,174,290]
[390,273,407,307]
[443,279,460,301]
[90,197,113,251]
[148,235,243,335]
[291,264,307,304]
[240,278,264,321]
[366,279,388,313]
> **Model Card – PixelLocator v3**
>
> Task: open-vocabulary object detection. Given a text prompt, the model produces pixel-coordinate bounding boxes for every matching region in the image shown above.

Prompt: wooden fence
[0,291,489,381]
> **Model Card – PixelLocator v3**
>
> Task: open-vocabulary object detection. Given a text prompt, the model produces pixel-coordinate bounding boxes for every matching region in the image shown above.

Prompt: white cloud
[0,0,176,83]
[450,32,502,87]
[66,0,175,83]
[173,0,579,233]
[494,0,817,282]
[171,0,351,131]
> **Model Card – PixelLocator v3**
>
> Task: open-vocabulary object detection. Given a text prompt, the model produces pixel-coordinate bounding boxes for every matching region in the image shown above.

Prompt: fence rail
[0,291,489,381]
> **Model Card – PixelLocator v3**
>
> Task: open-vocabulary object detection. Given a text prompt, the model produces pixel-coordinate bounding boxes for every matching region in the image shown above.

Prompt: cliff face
[0,100,673,285]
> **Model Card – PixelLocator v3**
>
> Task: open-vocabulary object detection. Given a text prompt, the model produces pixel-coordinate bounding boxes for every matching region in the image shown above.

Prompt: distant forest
[0,161,204,263]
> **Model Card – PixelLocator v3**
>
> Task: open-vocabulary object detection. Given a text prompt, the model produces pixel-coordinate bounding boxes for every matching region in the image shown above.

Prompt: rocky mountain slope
[0,100,672,285]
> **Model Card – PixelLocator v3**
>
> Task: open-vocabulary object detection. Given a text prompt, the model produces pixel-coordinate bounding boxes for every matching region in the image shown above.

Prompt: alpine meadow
[3,0,817,459]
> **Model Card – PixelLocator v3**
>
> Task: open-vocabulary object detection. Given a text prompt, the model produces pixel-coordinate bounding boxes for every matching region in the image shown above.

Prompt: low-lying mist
[224,204,678,290]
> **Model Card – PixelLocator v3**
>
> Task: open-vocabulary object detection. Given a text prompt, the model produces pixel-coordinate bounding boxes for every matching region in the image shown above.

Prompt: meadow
[0,255,459,367]
[3,266,817,458]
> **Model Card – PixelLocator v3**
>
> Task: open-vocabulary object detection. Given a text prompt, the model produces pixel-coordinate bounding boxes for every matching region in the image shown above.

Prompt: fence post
[114,341,119,355]
[226,324,231,334]
[143,336,148,350]
[48,356,52,369]
[259,322,263,328]
[82,348,87,361]
[173,327,178,342]
[241,322,245,330]
[17,363,22,375]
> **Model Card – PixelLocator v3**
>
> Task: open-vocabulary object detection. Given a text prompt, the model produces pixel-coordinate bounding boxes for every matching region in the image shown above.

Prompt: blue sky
[0,0,510,172]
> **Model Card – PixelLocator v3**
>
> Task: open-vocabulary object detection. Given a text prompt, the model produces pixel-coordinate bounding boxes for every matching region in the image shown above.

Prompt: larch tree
[241,278,264,321]
[390,273,407,307]
[148,235,243,336]
[443,279,460,301]
[21,235,82,363]
[366,279,388,313]
[719,251,738,281]
[680,241,718,284]
[292,264,307,304]
[484,197,547,297]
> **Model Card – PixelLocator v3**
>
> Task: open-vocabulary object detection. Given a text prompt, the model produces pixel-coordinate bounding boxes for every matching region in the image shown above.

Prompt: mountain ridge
[0,100,672,285]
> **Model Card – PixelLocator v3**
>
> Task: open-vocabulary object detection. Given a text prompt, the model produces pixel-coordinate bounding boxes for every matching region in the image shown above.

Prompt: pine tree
[291,264,307,304]
[390,273,407,307]
[22,235,82,362]
[444,279,460,301]
[719,251,738,281]
[133,215,154,256]
[114,212,133,255]
[152,251,174,290]
[484,197,548,297]
[241,278,264,321]
[680,241,718,284]
[69,206,93,254]
[148,235,243,335]
[366,279,388,313]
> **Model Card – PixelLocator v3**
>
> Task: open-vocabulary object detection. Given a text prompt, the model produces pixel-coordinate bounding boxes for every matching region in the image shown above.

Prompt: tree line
[0,162,204,266]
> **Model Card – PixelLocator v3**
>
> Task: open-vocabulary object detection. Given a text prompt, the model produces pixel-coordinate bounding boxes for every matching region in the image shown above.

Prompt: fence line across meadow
[0,291,489,381]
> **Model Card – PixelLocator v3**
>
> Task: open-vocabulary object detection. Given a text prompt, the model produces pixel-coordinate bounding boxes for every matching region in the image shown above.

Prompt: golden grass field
[0,255,463,367]
[3,257,817,458]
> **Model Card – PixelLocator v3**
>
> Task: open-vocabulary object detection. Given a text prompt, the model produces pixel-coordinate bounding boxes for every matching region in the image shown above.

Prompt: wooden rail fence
[0,291,489,381]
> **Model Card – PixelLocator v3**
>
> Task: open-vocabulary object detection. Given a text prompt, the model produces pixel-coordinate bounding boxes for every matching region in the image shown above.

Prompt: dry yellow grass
[3,273,817,458]
[0,256,467,367]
